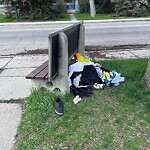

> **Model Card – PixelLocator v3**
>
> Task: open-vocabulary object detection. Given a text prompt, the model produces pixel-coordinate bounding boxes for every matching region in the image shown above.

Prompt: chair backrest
[48,21,85,80]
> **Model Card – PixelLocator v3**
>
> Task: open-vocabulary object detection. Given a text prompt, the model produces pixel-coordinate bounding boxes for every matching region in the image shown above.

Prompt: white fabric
[111,74,125,85]
[73,74,82,88]
[73,74,87,88]
[69,61,94,72]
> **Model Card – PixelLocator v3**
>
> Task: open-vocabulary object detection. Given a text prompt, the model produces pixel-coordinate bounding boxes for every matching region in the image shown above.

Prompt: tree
[55,0,65,16]
[12,0,20,20]
[143,59,150,88]
[96,0,114,13]
[14,0,65,20]
[56,0,63,4]
[89,0,96,17]
[28,0,57,20]
[79,0,88,12]
[111,0,150,17]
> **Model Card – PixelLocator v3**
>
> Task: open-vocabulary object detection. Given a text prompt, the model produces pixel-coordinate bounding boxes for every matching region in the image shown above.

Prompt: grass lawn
[16,58,150,150]
[75,13,150,20]
[0,14,16,22]
[75,13,125,20]
[55,13,70,21]
[0,13,70,23]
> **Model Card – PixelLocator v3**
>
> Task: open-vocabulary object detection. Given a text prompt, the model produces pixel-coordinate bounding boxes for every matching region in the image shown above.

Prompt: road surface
[0,21,150,55]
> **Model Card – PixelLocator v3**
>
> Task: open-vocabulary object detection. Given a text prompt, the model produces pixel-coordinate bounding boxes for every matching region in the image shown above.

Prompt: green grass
[1,12,150,23]
[0,13,70,23]
[75,13,124,20]
[16,58,150,150]
[0,14,16,22]
[55,13,70,21]
[75,12,150,20]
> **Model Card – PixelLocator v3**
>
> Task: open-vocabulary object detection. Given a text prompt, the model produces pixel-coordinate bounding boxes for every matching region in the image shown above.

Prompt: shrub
[96,0,115,13]
[9,0,67,21]
[112,0,149,17]
[79,0,88,12]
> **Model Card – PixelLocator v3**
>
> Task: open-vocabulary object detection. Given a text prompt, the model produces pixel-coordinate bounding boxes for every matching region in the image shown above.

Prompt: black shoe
[54,98,64,115]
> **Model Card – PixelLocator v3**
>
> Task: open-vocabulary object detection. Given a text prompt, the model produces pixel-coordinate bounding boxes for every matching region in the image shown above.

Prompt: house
[53,0,80,13]
[66,0,79,13]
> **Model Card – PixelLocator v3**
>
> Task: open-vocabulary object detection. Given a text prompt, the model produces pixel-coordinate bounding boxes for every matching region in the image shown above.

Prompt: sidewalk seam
[2,57,14,69]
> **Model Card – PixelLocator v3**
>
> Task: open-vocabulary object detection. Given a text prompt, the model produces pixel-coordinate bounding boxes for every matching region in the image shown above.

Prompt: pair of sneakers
[54,98,64,115]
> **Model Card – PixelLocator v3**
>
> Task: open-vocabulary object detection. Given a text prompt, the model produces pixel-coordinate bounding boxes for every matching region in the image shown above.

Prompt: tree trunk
[143,58,150,88]
[89,0,96,17]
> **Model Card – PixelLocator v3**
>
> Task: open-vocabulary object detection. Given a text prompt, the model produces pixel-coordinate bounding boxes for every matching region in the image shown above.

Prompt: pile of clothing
[68,53,125,104]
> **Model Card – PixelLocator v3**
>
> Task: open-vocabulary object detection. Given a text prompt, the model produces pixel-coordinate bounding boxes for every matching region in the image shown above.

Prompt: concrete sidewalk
[0,49,149,149]
[69,13,77,21]
[0,54,48,150]
[0,49,149,100]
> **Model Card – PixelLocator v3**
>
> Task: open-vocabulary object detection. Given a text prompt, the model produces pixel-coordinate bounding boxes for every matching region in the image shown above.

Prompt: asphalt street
[0,20,150,55]
[85,21,150,46]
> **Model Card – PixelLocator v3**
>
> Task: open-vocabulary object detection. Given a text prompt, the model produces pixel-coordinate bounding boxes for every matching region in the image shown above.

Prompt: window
[66,0,73,3]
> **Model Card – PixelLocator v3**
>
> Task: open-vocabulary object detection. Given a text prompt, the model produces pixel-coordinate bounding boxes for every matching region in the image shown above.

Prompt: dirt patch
[0,49,48,56]
[85,44,150,51]
[3,44,149,57]
[85,51,107,59]
[19,49,48,55]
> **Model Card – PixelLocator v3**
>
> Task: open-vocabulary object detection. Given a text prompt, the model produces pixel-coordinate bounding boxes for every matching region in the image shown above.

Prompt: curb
[84,18,150,23]
[0,18,150,26]
[85,44,150,51]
